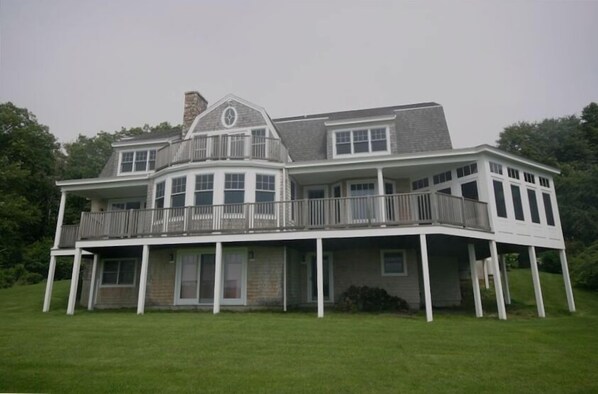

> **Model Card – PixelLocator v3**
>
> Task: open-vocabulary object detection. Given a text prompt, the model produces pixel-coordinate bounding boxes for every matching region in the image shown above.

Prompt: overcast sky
[1,0,597,148]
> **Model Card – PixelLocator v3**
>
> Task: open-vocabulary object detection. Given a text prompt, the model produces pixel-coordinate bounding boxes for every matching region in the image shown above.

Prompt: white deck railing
[74,192,490,242]
[155,135,288,170]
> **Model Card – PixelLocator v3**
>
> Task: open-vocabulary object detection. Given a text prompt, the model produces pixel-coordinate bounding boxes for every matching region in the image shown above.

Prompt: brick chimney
[183,91,208,133]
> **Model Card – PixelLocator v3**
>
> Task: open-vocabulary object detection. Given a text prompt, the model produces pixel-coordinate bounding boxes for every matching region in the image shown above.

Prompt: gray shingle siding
[275,119,328,162]
[394,106,452,154]
[192,100,267,133]
[99,151,118,178]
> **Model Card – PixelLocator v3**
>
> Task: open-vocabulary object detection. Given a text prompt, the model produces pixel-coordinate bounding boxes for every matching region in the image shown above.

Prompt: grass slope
[1,269,597,393]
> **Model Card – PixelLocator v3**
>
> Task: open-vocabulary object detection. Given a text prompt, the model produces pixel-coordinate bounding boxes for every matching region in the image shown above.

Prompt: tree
[0,103,60,274]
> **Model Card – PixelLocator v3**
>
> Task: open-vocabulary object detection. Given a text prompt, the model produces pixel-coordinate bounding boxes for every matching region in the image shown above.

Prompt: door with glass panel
[178,252,215,304]
[221,251,245,304]
[251,128,267,159]
[307,188,326,227]
[349,183,376,223]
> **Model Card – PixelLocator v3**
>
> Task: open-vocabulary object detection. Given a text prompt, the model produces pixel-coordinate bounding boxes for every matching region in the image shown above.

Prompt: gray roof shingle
[273,102,452,162]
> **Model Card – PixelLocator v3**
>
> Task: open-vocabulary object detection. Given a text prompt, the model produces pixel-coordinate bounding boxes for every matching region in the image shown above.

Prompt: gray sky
[1,0,597,148]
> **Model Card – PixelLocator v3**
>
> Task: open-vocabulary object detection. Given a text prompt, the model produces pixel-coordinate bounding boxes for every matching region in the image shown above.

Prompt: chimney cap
[185,91,208,102]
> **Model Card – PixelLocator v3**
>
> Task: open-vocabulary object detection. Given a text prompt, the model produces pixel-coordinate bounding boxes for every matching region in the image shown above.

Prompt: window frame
[100,258,137,288]
[255,174,276,215]
[194,174,214,211]
[333,126,390,157]
[224,173,245,214]
[119,149,158,175]
[154,181,165,209]
[380,249,408,276]
[170,176,187,209]
[221,106,238,129]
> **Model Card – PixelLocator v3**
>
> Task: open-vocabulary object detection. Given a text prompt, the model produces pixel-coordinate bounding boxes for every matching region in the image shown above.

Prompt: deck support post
[528,246,545,318]
[137,245,150,315]
[53,191,67,249]
[66,248,82,315]
[87,254,99,311]
[213,242,223,314]
[559,249,576,312]
[376,167,386,223]
[43,255,57,312]
[483,259,490,289]
[420,234,433,322]
[489,241,507,320]
[283,246,287,312]
[316,238,324,318]
[500,255,511,305]
[468,244,483,317]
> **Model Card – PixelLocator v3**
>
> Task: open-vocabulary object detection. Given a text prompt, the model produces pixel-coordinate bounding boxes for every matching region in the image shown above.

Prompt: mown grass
[1,269,597,393]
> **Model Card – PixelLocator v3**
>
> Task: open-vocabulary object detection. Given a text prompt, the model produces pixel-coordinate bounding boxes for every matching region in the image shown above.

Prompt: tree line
[0,102,180,287]
[0,101,597,290]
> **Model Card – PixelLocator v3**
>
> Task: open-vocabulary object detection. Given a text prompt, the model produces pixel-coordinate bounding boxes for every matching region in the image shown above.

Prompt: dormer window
[119,149,156,174]
[222,106,237,128]
[334,127,389,157]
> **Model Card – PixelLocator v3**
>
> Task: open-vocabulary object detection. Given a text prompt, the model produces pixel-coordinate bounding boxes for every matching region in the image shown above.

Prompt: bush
[570,241,598,291]
[337,286,409,313]
[538,251,562,274]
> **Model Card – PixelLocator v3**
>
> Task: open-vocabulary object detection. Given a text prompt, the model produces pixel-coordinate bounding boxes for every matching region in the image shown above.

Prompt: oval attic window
[222,107,237,128]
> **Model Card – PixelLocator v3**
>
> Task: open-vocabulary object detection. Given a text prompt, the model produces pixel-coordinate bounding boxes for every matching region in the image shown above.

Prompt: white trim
[116,148,158,176]
[57,175,149,188]
[324,115,396,127]
[274,116,329,123]
[332,126,391,158]
[380,249,408,276]
[74,225,498,250]
[99,258,138,288]
[393,105,442,112]
[112,138,175,148]
[306,251,333,303]
[304,185,329,199]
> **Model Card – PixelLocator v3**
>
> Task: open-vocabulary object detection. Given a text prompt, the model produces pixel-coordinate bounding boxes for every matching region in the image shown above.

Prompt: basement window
[101,259,137,286]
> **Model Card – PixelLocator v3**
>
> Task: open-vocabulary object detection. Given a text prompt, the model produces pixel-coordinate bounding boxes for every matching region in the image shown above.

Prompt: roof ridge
[272,101,440,123]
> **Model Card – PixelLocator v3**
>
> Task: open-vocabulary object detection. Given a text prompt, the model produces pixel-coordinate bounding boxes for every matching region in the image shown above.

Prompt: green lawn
[1,270,597,393]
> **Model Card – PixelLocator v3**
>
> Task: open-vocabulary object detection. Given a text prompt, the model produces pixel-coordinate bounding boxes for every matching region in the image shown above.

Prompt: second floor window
[155,181,165,209]
[334,127,388,156]
[224,173,245,213]
[256,174,275,214]
[195,174,214,209]
[120,149,157,173]
[171,177,187,208]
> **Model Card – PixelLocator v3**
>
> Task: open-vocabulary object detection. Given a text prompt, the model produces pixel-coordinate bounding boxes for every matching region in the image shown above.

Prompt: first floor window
[155,181,165,209]
[224,173,245,213]
[489,162,503,175]
[102,259,136,286]
[381,250,407,276]
[493,180,507,218]
[195,174,214,213]
[256,174,275,214]
[457,163,478,178]
[171,176,187,209]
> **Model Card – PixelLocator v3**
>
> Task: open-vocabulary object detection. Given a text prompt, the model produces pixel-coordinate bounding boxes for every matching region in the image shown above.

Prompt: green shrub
[570,241,598,291]
[337,286,409,313]
[538,251,562,274]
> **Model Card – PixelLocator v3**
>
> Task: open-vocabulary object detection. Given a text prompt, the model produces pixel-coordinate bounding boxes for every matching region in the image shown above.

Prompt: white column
[43,255,57,312]
[489,241,507,320]
[468,244,483,318]
[283,245,287,312]
[376,167,386,223]
[213,242,223,314]
[500,255,512,305]
[483,259,489,289]
[53,191,67,249]
[66,248,82,315]
[316,238,324,318]
[559,249,576,312]
[137,245,150,315]
[87,254,99,311]
[528,246,546,318]
[420,234,433,322]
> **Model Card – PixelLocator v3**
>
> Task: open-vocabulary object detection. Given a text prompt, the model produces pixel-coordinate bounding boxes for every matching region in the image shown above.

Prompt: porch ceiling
[290,160,473,185]
[66,184,148,200]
